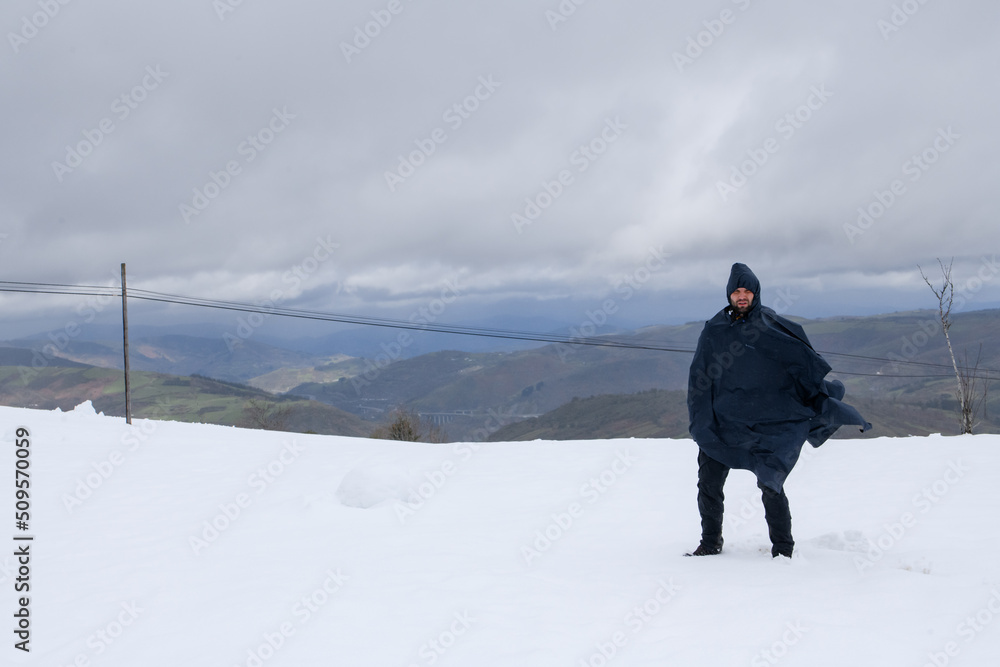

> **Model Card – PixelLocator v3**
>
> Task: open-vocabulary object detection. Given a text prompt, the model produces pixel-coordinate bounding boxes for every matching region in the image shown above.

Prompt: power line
[0,282,119,298]
[125,288,695,353]
[0,280,119,291]
[3,279,999,379]
[821,349,962,371]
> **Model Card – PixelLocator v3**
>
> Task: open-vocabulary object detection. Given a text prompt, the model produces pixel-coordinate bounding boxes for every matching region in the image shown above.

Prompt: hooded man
[686,263,871,558]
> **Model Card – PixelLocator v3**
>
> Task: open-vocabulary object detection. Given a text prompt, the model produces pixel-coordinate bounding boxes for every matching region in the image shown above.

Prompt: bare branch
[918,257,954,334]
[242,397,292,431]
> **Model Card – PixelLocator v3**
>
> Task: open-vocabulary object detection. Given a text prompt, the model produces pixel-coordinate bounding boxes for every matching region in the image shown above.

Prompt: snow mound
[335,463,417,508]
[69,400,103,417]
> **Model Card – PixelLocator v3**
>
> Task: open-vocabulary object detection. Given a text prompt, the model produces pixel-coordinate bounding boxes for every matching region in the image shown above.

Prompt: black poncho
[687,264,872,491]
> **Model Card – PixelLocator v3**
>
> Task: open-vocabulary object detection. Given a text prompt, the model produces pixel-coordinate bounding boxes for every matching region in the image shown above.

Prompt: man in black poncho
[686,263,871,558]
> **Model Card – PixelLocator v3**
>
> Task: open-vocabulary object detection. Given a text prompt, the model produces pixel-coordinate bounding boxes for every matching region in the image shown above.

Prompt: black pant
[697,450,793,556]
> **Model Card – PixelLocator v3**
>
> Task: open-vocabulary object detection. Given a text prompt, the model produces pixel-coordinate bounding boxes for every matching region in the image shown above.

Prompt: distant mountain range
[2,308,998,440]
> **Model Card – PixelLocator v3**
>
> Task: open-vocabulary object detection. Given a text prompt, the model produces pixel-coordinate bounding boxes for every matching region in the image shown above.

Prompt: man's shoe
[685,542,722,557]
[771,545,793,558]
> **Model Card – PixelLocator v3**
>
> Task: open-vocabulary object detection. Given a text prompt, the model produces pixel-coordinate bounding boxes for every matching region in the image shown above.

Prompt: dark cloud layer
[2,0,998,336]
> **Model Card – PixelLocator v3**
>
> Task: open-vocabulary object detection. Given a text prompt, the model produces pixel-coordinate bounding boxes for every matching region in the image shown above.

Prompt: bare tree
[919,258,990,433]
[242,397,292,431]
[370,408,447,442]
[958,344,991,432]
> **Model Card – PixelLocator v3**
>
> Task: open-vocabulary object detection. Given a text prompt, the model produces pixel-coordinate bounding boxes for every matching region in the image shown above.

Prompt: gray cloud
[3,0,998,336]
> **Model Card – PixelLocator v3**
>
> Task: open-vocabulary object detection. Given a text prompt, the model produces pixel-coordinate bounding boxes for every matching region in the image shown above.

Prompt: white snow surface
[4,402,1000,666]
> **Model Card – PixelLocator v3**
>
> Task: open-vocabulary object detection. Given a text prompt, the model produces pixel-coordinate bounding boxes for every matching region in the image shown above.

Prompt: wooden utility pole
[121,263,132,424]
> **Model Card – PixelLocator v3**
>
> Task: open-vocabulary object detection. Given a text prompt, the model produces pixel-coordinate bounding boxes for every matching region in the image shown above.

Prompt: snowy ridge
[3,403,1000,666]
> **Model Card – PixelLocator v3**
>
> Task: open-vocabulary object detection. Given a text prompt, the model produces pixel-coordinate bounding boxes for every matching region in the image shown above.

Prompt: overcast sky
[2,0,998,340]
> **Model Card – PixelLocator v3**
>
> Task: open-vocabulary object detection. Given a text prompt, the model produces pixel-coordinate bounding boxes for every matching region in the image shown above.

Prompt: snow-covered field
[4,402,1000,666]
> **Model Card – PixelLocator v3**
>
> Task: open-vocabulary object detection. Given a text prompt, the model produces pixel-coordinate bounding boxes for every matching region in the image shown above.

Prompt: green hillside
[0,365,370,437]
[488,390,691,441]
[247,355,366,393]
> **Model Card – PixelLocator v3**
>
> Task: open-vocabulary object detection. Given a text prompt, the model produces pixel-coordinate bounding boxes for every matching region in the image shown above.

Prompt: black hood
[726,263,761,311]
